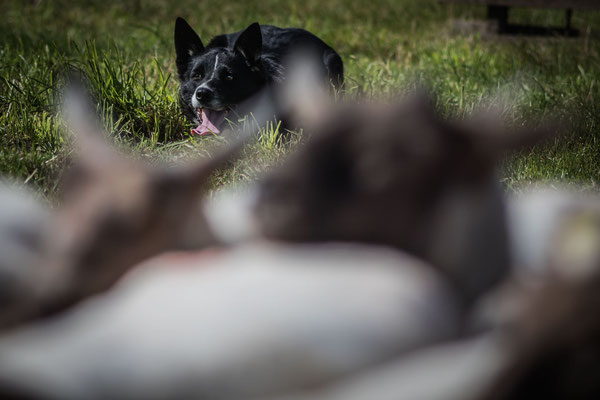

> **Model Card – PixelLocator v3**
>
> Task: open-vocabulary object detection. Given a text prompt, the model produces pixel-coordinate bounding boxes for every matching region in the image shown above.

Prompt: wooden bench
[439,0,600,36]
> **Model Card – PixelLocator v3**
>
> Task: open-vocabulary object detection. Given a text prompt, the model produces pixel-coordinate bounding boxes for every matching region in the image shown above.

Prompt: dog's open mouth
[192,108,229,136]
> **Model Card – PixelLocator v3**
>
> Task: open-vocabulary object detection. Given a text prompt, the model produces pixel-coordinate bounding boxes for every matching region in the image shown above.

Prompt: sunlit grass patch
[1,0,599,195]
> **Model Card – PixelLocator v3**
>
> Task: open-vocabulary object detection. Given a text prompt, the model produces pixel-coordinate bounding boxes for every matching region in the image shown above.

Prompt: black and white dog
[174,17,343,135]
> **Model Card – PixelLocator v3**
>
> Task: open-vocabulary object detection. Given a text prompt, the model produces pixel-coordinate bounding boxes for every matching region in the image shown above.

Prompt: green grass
[1,0,600,196]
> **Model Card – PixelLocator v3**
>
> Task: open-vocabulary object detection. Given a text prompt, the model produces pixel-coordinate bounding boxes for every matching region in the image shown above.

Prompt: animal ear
[234,22,262,64]
[280,54,332,127]
[174,17,205,79]
[62,75,120,172]
[456,111,560,161]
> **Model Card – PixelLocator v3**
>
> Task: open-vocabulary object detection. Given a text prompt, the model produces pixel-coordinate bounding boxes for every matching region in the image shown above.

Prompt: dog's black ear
[234,22,262,65]
[174,17,205,79]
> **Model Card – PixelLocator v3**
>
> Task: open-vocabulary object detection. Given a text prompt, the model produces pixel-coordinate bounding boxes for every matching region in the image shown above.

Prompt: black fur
[174,17,343,131]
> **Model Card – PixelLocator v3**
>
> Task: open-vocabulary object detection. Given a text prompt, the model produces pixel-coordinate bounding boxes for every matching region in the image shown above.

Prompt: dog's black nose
[195,87,213,103]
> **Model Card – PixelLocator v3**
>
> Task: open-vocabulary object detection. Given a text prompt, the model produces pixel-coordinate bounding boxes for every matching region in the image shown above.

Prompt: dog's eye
[193,72,203,80]
[225,73,233,81]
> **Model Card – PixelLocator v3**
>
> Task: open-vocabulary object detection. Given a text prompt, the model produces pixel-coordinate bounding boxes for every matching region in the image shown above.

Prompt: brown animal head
[254,92,552,302]
[38,83,246,310]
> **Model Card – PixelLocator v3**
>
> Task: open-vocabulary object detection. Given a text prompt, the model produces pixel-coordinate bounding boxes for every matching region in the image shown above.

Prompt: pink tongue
[192,109,226,136]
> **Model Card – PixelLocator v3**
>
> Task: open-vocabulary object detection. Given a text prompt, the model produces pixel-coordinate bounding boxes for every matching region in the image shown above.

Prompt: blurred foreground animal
[267,191,600,400]
[3,81,597,400]
[249,92,551,304]
[480,190,600,400]
[0,243,461,399]
[0,87,465,400]
[0,183,51,324]
[0,84,246,329]
[0,85,459,398]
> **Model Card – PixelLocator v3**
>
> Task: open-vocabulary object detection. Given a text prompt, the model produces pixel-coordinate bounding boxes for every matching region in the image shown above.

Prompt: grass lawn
[1,0,599,197]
